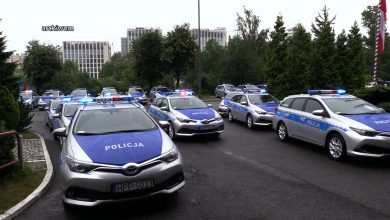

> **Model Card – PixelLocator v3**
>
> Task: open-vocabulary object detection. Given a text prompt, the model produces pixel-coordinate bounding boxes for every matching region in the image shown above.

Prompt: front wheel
[326,133,347,161]
[277,122,288,141]
[246,114,254,129]
[168,123,176,140]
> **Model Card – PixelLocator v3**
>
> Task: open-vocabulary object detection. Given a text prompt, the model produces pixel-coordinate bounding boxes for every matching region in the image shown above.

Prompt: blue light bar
[308,90,347,95]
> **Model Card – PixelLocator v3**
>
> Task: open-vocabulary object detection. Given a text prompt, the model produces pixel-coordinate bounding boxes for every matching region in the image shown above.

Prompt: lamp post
[198,0,201,96]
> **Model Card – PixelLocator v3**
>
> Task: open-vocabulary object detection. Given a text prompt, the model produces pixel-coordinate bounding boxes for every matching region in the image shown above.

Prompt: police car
[70,88,90,98]
[52,96,185,207]
[38,89,65,110]
[149,86,173,100]
[100,87,119,97]
[218,92,243,117]
[215,84,242,98]
[273,90,390,160]
[237,84,261,93]
[44,99,63,131]
[147,93,224,139]
[52,99,82,141]
[227,92,279,128]
[128,86,148,105]
[19,90,40,109]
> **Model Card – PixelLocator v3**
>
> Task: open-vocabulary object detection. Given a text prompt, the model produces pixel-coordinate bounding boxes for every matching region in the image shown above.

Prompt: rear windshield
[71,90,87,97]
[73,108,157,135]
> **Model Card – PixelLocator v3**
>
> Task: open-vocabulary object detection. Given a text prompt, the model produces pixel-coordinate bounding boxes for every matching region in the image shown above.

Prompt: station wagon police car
[148,93,224,139]
[149,86,173,100]
[52,100,82,141]
[273,90,390,160]
[53,96,185,206]
[227,92,279,129]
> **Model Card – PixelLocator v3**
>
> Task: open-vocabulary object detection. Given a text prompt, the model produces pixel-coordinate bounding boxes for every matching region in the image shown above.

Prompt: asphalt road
[16,101,390,220]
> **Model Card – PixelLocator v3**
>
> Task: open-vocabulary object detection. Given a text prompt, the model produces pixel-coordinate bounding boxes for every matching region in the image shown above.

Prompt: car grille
[178,125,224,134]
[94,161,162,176]
[354,145,390,155]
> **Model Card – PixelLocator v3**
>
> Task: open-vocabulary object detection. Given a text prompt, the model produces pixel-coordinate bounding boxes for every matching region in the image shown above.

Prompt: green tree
[265,15,288,98]
[51,60,79,94]
[163,23,197,88]
[23,41,62,94]
[310,6,336,89]
[284,24,312,97]
[132,31,164,90]
[334,30,350,86]
[347,22,366,89]
[0,22,18,96]
[0,86,19,130]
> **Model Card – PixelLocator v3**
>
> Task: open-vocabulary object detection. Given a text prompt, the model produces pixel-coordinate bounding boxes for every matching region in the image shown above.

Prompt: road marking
[222,150,303,183]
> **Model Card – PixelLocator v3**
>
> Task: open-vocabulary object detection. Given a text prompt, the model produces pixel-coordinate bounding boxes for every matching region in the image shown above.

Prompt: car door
[286,98,307,139]
[229,95,242,120]
[237,95,249,121]
[149,98,162,121]
[302,99,328,145]
[52,104,63,130]
[216,86,223,97]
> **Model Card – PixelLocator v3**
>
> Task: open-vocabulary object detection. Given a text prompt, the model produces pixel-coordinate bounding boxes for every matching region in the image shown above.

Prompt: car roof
[284,94,357,99]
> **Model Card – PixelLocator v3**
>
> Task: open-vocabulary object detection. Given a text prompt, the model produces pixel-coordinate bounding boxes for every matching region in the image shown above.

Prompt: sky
[0,0,386,54]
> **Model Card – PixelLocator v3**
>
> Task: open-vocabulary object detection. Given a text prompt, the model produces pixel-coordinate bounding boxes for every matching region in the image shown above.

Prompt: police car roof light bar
[308,89,347,95]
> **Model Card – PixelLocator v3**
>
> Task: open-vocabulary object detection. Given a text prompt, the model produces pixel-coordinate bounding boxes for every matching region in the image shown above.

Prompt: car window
[304,99,324,113]
[290,98,306,111]
[248,94,279,104]
[64,104,81,117]
[170,97,208,110]
[155,98,163,107]
[323,98,383,115]
[56,104,63,114]
[280,98,294,108]
[161,99,169,108]
[240,95,247,103]
[231,95,241,103]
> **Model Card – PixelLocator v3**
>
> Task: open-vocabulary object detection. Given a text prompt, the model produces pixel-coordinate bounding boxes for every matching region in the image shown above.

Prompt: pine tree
[0,22,18,96]
[334,30,349,86]
[347,22,366,89]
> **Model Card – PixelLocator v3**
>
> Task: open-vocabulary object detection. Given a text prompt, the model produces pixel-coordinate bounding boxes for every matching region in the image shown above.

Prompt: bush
[353,87,390,105]
[17,101,33,132]
[377,102,390,112]
[0,86,20,130]
[0,121,15,166]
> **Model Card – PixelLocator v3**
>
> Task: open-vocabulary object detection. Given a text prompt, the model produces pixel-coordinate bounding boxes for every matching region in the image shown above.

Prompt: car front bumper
[344,130,390,157]
[252,113,275,126]
[172,119,224,136]
[218,105,228,116]
[60,154,185,207]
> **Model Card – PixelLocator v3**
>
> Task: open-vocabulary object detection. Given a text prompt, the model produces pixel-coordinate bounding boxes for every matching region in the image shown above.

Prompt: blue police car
[149,86,173,100]
[147,93,224,139]
[44,99,63,131]
[128,86,148,105]
[273,90,390,160]
[38,89,65,110]
[53,96,185,207]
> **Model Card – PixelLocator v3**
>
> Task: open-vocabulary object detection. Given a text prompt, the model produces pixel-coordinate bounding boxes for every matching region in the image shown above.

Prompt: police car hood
[341,114,390,132]
[175,108,216,120]
[254,103,278,113]
[71,129,168,165]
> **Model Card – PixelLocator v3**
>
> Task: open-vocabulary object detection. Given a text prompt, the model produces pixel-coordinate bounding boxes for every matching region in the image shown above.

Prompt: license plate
[199,125,214,130]
[112,179,154,193]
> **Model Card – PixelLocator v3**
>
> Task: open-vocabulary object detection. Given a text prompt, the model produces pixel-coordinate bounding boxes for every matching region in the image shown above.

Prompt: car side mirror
[240,101,248,106]
[158,121,170,129]
[312,109,327,117]
[53,127,67,137]
[160,106,169,111]
[208,104,214,108]
[53,113,60,118]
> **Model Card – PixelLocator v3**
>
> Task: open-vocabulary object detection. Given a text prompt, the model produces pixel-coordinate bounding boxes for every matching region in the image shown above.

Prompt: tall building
[62,41,111,79]
[120,27,161,54]
[191,27,227,51]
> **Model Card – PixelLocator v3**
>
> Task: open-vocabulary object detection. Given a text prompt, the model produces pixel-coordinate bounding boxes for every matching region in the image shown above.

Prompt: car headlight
[65,156,98,173]
[215,116,223,121]
[350,127,381,137]
[160,145,178,163]
[255,110,267,115]
[177,117,195,123]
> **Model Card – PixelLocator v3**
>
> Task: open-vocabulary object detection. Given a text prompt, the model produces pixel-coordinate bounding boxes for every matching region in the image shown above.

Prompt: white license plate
[112,179,154,193]
[199,125,214,130]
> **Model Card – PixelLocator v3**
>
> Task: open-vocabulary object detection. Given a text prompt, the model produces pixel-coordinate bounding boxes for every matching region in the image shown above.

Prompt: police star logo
[124,163,139,175]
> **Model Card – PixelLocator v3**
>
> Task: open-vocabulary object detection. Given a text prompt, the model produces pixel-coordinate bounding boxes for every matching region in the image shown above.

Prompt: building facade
[191,27,227,51]
[120,27,161,54]
[62,41,111,79]
[6,53,25,69]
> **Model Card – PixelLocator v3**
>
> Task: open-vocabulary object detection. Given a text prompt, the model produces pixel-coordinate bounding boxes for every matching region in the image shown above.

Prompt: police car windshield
[248,95,278,104]
[226,85,237,91]
[70,90,87,96]
[73,108,157,135]
[129,88,143,93]
[170,97,208,110]
[157,88,170,92]
[63,104,80,117]
[20,93,32,98]
[323,98,383,115]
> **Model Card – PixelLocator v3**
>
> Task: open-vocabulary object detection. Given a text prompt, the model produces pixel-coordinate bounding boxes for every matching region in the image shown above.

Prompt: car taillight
[112,97,120,101]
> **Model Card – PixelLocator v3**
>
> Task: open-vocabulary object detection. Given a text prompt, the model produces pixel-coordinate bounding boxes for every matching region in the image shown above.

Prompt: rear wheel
[326,133,347,161]
[246,114,254,129]
[277,122,288,141]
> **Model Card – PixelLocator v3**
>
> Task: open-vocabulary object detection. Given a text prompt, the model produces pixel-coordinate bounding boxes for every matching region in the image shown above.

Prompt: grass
[0,165,45,214]
[20,130,39,139]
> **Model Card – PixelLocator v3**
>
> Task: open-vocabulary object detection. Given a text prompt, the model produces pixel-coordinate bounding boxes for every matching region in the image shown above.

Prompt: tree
[51,60,79,94]
[265,15,288,98]
[346,22,366,89]
[0,86,19,130]
[132,31,164,90]
[23,40,62,94]
[0,22,18,96]
[163,23,197,88]
[334,30,350,86]
[310,6,337,89]
[284,24,312,97]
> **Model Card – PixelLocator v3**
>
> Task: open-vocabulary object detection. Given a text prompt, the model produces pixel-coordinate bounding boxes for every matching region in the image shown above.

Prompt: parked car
[215,84,242,98]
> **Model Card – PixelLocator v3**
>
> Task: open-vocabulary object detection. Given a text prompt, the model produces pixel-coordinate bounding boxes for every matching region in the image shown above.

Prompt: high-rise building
[191,27,227,51]
[62,41,111,79]
[120,27,161,54]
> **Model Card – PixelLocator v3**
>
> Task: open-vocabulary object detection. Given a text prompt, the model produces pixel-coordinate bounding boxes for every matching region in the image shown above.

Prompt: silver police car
[53,97,185,207]
[273,90,390,160]
[147,94,224,139]
[226,93,279,129]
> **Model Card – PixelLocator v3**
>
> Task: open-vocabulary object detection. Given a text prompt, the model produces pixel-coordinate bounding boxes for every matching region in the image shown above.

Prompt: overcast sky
[0,0,386,54]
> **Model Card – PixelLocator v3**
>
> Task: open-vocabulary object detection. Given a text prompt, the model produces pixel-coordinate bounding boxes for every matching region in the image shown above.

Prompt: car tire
[246,114,254,129]
[168,123,176,140]
[326,133,347,161]
[228,110,234,122]
[277,121,289,141]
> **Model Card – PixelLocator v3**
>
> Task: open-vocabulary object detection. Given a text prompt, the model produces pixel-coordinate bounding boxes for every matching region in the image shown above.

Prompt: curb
[0,132,54,220]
